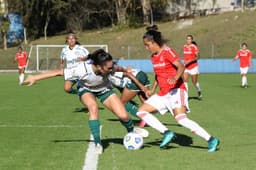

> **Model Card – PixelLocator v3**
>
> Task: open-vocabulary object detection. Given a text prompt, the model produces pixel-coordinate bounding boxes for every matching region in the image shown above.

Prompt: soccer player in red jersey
[136,27,219,152]
[14,47,27,85]
[232,42,252,88]
[183,35,202,98]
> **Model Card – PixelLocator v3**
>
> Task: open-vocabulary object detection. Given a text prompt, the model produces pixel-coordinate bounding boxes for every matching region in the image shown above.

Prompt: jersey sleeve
[166,48,180,63]
[81,47,89,58]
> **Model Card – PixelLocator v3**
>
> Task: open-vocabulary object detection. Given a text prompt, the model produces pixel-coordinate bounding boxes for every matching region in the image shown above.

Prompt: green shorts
[78,87,115,103]
[125,71,150,91]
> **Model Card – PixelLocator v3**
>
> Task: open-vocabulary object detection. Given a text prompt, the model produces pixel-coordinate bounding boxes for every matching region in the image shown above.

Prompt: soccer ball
[123,132,143,150]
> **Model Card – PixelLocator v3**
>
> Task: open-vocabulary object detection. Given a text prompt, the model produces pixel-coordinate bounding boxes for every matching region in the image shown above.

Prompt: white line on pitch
[0,124,85,128]
[82,126,102,170]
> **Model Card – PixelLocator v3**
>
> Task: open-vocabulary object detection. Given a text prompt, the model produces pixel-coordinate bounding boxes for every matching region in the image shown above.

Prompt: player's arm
[22,69,64,86]
[77,47,89,61]
[145,77,158,98]
[125,72,148,93]
[168,60,185,84]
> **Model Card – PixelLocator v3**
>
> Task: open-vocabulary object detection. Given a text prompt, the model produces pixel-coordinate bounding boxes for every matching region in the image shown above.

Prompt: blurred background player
[23,33,89,94]
[183,35,202,99]
[14,46,27,85]
[232,42,252,88]
[136,28,219,152]
[60,33,89,94]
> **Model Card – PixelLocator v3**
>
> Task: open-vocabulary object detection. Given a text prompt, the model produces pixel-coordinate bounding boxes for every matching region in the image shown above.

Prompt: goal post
[26,44,108,72]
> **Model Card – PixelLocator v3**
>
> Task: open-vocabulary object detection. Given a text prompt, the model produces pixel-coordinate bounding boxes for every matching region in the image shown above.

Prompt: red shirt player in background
[135,26,219,152]
[232,42,252,88]
[14,47,27,85]
[183,35,202,99]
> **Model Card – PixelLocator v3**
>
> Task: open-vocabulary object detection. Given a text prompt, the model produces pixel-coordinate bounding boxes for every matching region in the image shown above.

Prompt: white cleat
[133,127,149,138]
[95,143,103,155]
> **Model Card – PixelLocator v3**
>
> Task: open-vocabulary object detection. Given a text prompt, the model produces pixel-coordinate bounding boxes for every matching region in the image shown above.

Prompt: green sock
[120,119,134,133]
[68,88,77,94]
[88,120,101,145]
[125,102,138,118]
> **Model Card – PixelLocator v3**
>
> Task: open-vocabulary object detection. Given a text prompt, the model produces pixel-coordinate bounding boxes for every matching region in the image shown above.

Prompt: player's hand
[77,57,86,62]
[21,75,36,86]
[145,89,154,98]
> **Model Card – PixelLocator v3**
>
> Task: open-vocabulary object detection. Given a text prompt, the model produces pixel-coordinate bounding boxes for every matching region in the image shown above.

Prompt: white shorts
[64,62,86,81]
[145,88,190,116]
[18,65,26,69]
[184,66,199,75]
[240,67,248,74]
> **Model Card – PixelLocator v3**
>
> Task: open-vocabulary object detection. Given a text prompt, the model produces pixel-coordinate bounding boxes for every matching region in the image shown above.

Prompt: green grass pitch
[0,73,256,170]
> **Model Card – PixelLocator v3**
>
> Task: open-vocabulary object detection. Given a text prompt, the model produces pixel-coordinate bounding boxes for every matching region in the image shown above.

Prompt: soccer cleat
[95,143,103,154]
[198,91,202,99]
[160,130,175,148]
[138,120,147,128]
[208,137,219,152]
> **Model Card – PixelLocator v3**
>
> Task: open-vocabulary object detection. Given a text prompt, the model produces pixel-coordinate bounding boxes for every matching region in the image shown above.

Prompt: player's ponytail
[143,29,165,47]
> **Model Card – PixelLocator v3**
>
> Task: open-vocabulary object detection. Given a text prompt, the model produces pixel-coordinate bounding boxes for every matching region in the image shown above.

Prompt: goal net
[26,44,108,72]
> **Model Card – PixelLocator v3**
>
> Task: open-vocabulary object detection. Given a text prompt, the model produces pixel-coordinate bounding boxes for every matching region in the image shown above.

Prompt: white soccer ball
[123,132,143,150]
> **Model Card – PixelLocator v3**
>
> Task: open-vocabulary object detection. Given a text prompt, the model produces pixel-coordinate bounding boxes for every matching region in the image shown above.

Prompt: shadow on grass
[188,96,202,101]
[73,107,104,113]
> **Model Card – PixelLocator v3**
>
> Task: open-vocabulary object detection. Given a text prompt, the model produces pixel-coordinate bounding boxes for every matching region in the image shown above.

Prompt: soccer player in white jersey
[232,42,252,88]
[60,33,89,94]
[136,27,219,152]
[22,33,89,94]
[109,68,150,127]
[76,49,135,154]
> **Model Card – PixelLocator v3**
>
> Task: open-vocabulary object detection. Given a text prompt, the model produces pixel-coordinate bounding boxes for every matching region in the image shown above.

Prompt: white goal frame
[26,44,108,72]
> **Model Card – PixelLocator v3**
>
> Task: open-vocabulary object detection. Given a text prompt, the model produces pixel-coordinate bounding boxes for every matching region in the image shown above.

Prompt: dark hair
[186,35,194,40]
[65,33,81,45]
[143,30,165,47]
[191,41,197,46]
[146,24,158,31]
[241,42,248,47]
[88,49,113,66]
[18,46,22,50]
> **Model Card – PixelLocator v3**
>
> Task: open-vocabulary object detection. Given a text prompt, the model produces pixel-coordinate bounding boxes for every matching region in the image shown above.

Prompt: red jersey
[16,52,27,67]
[183,44,199,69]
[236,49,252,68]
[151,46,186,96]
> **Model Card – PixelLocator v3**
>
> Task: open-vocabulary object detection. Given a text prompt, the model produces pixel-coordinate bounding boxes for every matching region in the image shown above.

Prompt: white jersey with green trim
[108,68,140,88]
[60,45,89,69]
[76,61,112,92]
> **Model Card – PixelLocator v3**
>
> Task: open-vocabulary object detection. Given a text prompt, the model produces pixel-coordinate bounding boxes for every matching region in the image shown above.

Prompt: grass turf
[0,73,255,170]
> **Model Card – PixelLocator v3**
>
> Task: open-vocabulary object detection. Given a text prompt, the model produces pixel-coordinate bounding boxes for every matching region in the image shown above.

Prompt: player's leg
[120,88,139,118]
[240,67,248,88]
[137,91,148,127]
[80,92,103,153]
[137,96,175,148]
[64,80,77,94]
[18,67,25,84]
[191,74,202,98]
[183,71,190,91]
[103,92,134,133]
[172,89,219,152]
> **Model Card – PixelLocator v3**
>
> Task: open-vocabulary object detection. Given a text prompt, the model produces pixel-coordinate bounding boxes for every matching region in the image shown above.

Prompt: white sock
[20,73,24,83]
[195,82,201,92]
[137,111,168,133]
[175,113,211,141]
[242,76,246,86]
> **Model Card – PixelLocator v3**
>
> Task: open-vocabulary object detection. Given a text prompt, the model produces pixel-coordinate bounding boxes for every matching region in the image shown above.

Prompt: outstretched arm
[22,69,64,86]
